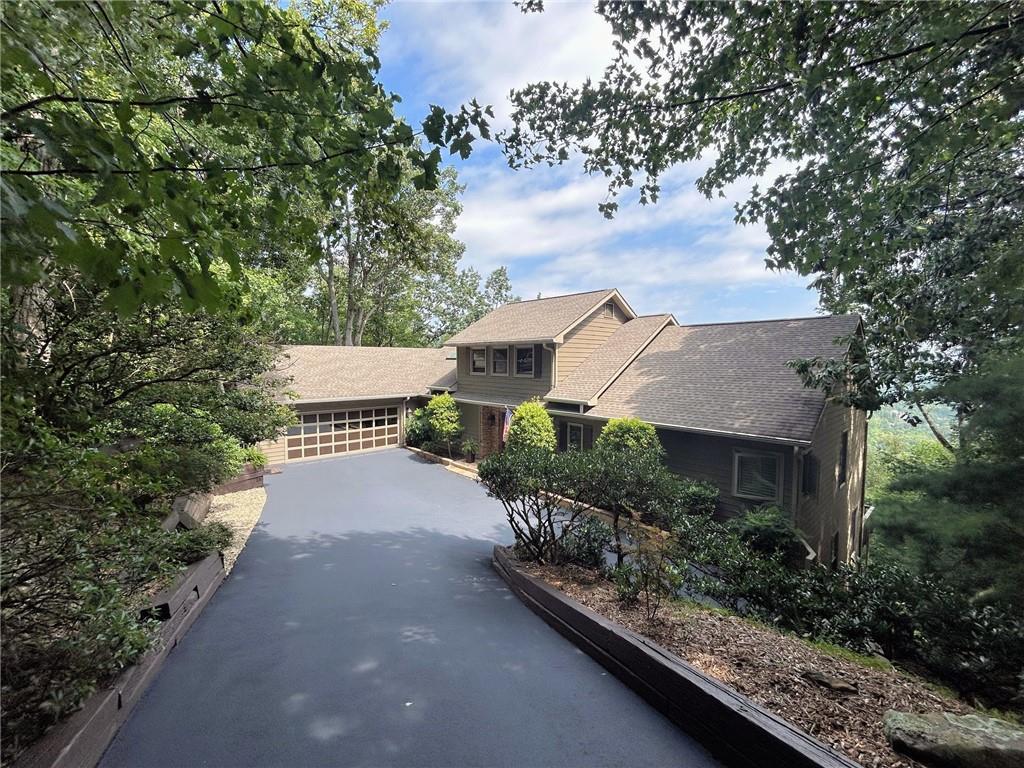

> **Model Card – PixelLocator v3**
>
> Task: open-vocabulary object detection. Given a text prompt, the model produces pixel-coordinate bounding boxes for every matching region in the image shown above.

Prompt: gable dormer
[444,289,636,405]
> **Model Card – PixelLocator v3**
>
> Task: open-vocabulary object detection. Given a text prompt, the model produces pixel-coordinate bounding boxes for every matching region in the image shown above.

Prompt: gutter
[284,394,425,405]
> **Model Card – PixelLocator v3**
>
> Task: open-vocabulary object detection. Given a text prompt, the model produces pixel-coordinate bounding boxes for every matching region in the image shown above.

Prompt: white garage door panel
[285,405,400,462]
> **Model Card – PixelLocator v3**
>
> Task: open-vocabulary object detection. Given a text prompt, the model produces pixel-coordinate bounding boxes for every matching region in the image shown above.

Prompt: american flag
[501,407,512,444]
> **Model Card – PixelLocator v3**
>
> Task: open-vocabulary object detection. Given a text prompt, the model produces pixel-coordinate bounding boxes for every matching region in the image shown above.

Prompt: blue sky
[376,1,820,323]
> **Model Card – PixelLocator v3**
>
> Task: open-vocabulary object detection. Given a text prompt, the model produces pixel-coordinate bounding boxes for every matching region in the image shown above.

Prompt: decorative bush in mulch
[522,562,982,768]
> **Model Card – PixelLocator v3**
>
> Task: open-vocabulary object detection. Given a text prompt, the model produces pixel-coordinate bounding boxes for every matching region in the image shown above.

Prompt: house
[259,289,867,565]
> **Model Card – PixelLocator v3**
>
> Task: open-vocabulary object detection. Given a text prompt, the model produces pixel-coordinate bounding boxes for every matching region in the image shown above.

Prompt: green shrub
[728,505,807,567]
[405,407,430,447]
[461,438,479,458]
[241,446,268,470]
[677,477,719,517]
[612,528,682,621]
[425,393,462,456]
[505,399,556,454]
[612,563,641,606]
[479,446,598,564]
[589,438,681,561]
[673,513,1024,710]
[562,516,614,569]
[168,523,233,564]
[595,417,662,455]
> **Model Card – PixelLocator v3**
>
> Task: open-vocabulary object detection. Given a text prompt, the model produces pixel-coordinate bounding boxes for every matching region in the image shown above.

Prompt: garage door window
[286,406,399,460]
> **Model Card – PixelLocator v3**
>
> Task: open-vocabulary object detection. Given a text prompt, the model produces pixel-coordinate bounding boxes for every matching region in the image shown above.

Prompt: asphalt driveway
[101,449,718,767]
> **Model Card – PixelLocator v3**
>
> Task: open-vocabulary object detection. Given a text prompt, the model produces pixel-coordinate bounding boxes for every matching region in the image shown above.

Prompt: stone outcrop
[883,710,1024,768]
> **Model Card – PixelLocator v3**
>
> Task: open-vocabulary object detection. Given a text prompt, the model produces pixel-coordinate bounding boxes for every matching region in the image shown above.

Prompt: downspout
[544,343,557,385]
[790,445,800,523]
[792,445,816,563]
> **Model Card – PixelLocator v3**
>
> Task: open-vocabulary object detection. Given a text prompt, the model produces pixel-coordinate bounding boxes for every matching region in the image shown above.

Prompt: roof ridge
[672,313,859,329]
[283,344,446,351]
[505,288,613,305]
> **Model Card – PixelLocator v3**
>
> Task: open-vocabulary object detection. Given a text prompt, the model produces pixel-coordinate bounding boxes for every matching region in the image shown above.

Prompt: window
[514,345,534,376]
[733,450,782,502]
[470,347,486,375]
[838,430,849,486]
[801,453,818,497]
[491,346,508,375]
[602,301,615,318]
[567,423,584,450]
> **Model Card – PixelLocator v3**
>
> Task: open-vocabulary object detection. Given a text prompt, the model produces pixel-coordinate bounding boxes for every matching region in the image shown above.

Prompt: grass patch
[804,638,894,671]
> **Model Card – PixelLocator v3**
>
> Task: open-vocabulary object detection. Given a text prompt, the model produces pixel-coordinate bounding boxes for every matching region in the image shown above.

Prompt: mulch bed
[521,562,973,768]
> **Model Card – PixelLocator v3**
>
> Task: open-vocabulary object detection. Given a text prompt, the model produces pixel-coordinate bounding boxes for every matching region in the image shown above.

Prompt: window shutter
[583,425,593,450]
[534,344,543,378]
[557,421,567,451]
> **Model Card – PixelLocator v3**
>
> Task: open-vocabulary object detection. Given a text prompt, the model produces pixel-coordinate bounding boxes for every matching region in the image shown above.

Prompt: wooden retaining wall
[492,546,860,768]
[14,532,226,768]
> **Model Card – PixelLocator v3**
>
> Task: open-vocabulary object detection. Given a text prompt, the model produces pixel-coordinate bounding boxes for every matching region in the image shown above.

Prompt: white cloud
[380,1,614,127]
[378,2,818,321]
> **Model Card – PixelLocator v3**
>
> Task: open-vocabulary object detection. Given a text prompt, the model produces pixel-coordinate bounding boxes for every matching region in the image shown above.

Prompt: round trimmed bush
[506,399,556,453]
[595,417,662,456]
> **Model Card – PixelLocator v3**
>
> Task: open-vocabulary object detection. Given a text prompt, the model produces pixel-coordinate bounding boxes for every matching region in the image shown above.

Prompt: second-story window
[470,348,486,375]
[491,346,508,375]
[515,345,534,376]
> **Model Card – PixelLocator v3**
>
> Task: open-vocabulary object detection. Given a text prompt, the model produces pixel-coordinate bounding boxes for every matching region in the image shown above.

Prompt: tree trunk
[916,402,954,453]
[326,255,341,346]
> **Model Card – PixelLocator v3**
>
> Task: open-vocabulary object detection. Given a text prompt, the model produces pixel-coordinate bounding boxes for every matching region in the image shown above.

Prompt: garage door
[285,405,400,462]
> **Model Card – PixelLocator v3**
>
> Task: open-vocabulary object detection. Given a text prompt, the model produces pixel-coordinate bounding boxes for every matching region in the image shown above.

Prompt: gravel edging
[204,487,266,573]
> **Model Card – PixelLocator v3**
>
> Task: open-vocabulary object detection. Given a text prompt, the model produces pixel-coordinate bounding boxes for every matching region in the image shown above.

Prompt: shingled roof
[585,315,861,443]
[546,314,676,404]
[445,289,634,345]
[276,345,456,403]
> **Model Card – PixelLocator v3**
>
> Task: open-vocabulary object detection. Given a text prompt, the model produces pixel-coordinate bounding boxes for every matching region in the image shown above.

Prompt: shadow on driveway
[100,449,717,768]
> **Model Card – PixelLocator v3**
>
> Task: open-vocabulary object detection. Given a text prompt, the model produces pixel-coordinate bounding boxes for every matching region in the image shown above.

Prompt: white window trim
[514,344,535,377]
[732,449,783,503]
[490,346,509,376]
[469,347,487,376]
[567,422,584,450]
[602,301,614,318]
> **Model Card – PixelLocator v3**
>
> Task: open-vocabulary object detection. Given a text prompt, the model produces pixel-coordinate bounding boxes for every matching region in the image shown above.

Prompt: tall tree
[1,0,490,312]
[320,163,464,345]
[503,1,1024,437]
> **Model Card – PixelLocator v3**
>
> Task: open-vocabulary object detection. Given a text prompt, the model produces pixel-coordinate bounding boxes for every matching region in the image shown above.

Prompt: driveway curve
[101,449,718,768]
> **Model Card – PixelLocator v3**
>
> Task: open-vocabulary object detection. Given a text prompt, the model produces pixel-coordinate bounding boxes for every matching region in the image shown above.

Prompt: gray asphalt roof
[444,289,621,345]
[100,450,718,768]
[546,314,675,404]
[276,345,456,402]
[587,315,861,443]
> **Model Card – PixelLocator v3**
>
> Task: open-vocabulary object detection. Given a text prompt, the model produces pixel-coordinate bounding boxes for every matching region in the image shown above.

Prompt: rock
[801,669,858,694]
[883,710,1024,768]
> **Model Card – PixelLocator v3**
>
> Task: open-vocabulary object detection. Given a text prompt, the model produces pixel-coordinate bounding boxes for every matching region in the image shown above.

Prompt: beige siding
[658,428,796,519]
[259,436,286,466]
[556,302,628,384]
[795,404,868,564]
[454,345,553,405]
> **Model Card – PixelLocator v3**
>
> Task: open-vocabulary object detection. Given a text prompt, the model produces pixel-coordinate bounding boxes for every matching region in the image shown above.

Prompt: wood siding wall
[556,302,628,384]
[455,345,553,405]
[657,428,797,519]
[795,404,868,564]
